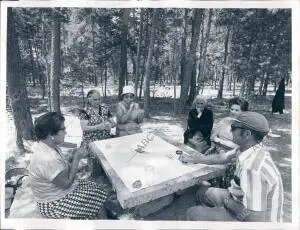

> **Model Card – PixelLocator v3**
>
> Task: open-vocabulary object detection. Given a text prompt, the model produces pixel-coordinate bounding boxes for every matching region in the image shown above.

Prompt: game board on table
[89,132,225,209]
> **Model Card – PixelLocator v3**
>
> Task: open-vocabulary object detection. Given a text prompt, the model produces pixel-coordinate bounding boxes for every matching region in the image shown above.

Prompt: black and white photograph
[1,1,299,229]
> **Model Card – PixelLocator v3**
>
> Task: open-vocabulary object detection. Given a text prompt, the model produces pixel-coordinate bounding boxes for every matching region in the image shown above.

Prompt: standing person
[116,85,144,137]
[185,112,284,222]
[183,95,213,153]
[28,112,108,219]
[79,89,116,176]
[272,78,285,114]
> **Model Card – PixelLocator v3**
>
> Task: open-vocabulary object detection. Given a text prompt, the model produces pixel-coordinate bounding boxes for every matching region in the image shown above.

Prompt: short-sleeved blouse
[28,141,78,202]
[80,106,112,147]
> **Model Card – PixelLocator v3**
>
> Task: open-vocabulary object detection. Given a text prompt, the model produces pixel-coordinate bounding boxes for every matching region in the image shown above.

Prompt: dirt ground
[5,87,292,222]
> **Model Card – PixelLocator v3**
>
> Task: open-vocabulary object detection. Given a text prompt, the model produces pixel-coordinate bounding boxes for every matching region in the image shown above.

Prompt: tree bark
[143,9,159,118]
[119,9,130,96]
[28,38,37,87]
[134,9,144,96]
[262,75,269,96]
[7,8,35,150]
[196,9,213,95]
[179,9,203,113]
[49,8,61,113]
[91,12,98,87]
[187,64,197,105]
[217,25,231,99]
[180,9,188,85]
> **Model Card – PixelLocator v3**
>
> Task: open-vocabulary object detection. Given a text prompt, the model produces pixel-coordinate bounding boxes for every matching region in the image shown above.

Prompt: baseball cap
[232,111,270,134]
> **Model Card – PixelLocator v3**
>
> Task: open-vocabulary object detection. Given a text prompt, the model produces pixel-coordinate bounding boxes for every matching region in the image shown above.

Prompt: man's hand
[203,145,216,155]
[179,151,201,164]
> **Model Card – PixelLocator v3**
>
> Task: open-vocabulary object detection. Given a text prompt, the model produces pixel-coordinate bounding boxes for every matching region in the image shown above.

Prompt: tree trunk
[92,13,98,87]
[49,9,61,113]
[262,75,269,96]
[187,64,197,105]
[233,75,237,96]
[119,9,130,96]
[217,25,231,99]
[180,9,188,85]
[104,19,108,97]
[239,78,246,97]
[143,9,159,118]
[258,74,265,96]
[7,8,35,150]
[134,9,144,96]
[131,54,136,85]
[196,9,213,95]
[139,11,150,99]
[28,38,37,87]
[179,9,203,113]
[41,13,50,105]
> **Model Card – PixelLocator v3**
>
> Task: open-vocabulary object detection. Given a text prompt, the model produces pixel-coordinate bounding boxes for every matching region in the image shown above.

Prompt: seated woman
[210,97,249,150]
[28,112,108,219]
[183,95,213,153]
[181,97,249,188]
[79,89,116,177]
[116,85,144,137]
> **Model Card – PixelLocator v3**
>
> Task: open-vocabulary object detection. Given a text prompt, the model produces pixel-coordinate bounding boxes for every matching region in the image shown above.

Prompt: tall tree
[49,8,61,113]
[143,9,159,118]
[196,9,213,94]
[217,24,231,98]
[119,9,130,96]
[179,9,203,113]
[7,8,35,152]
[134,9,144,96]
[179,9,189,85]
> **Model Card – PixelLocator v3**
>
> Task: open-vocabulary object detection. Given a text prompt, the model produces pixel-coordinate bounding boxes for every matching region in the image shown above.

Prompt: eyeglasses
[59,127,66,132]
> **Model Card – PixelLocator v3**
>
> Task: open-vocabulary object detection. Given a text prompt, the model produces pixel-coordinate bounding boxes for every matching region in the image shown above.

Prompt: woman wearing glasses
[116,85,144,137]
[28,112,108,219]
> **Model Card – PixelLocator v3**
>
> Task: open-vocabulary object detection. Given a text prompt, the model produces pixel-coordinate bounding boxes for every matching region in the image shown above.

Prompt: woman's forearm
[81,122,106,132]
[117,108,134,124]
[67,155,81,185]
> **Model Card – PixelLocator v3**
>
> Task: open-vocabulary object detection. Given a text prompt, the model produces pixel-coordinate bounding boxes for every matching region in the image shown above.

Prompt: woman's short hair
[87,90,99,99]
[34,112,65,140]
[229,97,249,111]
[192,95,207,108]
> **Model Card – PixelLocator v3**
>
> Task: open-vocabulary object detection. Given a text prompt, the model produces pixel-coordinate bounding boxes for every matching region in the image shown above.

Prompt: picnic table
[89,132,225,216]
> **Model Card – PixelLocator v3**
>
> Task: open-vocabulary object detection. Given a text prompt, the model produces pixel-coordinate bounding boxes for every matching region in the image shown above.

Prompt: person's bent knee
[195,184,211,205]
[186,206,201,221]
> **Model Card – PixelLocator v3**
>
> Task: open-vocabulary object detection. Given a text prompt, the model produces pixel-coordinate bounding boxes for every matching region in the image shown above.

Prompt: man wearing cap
[184,111,284,222]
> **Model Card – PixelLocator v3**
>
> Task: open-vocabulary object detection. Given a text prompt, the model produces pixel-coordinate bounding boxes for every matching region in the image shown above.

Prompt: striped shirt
[228,144,284,222]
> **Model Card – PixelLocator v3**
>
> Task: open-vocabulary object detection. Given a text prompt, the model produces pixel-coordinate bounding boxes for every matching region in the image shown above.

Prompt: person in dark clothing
[272,78,285,114]
[184,95,213,153]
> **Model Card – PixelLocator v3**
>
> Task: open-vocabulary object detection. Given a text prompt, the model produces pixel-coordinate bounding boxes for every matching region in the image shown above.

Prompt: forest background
[4,7,292,221]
